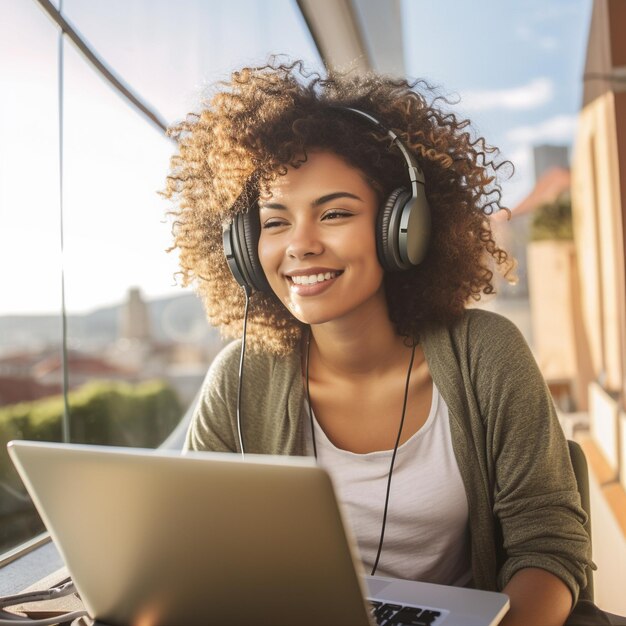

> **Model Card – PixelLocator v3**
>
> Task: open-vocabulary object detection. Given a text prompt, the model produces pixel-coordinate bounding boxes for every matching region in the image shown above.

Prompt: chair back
[568,439,594,602]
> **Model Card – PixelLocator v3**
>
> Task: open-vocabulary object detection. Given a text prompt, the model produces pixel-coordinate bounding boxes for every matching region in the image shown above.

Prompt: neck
[307,295,412,377]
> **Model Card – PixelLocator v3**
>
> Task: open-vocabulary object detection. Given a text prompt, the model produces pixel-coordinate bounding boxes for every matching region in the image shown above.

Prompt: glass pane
[62,0,322,123]
[0,0,61,554]
[61,43,221,449]
[0,0,322,558]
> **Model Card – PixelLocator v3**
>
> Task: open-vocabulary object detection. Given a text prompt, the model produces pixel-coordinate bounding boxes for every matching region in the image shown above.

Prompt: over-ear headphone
[222,106,431,293]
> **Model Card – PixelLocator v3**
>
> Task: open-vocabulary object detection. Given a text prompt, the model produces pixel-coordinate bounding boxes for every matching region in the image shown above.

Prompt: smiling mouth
[288,271,343,286]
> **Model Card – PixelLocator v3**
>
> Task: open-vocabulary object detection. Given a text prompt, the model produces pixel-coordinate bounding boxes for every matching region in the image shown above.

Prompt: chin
[286,303,352,327]
[282,299,322,324]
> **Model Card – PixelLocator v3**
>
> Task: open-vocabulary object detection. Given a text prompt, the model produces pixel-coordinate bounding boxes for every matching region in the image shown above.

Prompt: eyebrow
[259,191,363,210]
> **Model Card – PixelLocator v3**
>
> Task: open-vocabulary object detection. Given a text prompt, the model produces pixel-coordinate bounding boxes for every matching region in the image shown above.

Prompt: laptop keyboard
[369,600,443,626]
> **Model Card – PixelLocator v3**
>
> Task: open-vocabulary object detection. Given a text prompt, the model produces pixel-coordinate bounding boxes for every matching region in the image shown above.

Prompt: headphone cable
[236,286,252,457]
[371,342,416,575]
[305,332,318,459]
[305,336,417,576]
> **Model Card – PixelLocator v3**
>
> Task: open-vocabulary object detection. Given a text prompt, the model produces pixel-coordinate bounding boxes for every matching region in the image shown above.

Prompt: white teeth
[291,272,337,285]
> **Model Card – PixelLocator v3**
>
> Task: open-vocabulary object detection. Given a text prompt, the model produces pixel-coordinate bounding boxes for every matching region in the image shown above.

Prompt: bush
[0,380,183,554]
[531,193,573,241]
[0,380,182,484]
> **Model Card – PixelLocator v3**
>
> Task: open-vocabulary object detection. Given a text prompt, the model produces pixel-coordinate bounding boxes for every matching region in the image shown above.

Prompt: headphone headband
[335,107,426,194]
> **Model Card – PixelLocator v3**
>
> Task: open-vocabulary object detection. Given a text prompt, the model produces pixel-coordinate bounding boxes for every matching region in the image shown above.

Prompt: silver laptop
[8,440,509,626]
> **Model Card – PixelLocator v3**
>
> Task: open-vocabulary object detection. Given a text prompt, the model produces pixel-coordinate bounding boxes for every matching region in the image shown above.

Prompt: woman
[164,60,593,626]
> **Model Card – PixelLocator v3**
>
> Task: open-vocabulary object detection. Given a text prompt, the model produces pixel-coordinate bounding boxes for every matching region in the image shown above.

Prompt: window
[0,0,320,556]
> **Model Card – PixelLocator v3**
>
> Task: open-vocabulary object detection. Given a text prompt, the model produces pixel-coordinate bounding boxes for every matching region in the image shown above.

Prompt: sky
[402,0,592,207]
[0,0,593,316]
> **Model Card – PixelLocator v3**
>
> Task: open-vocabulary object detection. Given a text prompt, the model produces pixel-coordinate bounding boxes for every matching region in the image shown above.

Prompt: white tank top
[303,383,472,586]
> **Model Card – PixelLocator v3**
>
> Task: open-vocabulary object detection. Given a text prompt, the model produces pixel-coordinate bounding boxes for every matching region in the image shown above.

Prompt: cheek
[357,227,385,287]
[257,236,271,272]
[257,237,282,284]
[351,220,381,267]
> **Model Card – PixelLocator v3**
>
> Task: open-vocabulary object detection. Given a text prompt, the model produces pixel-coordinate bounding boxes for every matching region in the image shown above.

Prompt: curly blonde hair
[163,59,515,355]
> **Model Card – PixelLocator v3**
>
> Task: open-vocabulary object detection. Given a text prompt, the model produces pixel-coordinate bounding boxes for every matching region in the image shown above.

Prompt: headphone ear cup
[237,211,270,292]
[400,186,431,267]
[377,187,411,271]
[224,211,270,293]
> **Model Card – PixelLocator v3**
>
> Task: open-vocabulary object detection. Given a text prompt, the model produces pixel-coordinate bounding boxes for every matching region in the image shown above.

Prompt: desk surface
[0,539,63,596]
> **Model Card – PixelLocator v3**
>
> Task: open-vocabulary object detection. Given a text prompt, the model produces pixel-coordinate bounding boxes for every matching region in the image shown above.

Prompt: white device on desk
[7,440,509,626]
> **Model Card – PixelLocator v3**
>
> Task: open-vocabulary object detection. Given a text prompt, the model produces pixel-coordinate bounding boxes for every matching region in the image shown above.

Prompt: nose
[286,221,323,259]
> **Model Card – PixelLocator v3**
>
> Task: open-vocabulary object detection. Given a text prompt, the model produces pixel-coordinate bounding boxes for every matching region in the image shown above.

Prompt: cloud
[461,78,554,111]
[514,25,559,51]
[535,36,560,52]
[539,37,558,51]
[530,5,581,22]
[499,115,578,208]
[505,114,578,144]
[513,14,561,52]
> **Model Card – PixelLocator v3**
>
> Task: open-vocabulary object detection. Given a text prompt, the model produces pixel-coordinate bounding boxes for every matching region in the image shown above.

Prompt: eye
[261,218,289,230]
[321,209,353,221]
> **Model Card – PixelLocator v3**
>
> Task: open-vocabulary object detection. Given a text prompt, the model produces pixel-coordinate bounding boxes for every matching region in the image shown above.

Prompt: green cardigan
[184,309,593,602]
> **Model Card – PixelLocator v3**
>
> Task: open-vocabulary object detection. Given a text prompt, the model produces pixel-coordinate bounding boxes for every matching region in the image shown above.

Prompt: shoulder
[187,341,302,453]
[459,308,529,360]
[453,308,523,342]
[208,340,243,378]
[421,307,541,412]
[423,308,529,364]
[200,341,241,401]
[203,340,303,409]
[206,340,289,385]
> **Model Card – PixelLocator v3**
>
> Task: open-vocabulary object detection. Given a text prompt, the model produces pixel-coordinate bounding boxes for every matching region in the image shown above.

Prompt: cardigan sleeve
[467,311,593,603]
[183,340,306,456]
[183,341,242,453]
